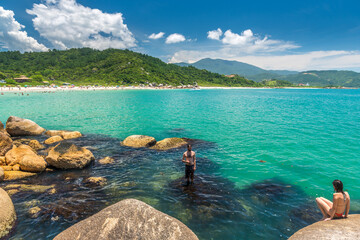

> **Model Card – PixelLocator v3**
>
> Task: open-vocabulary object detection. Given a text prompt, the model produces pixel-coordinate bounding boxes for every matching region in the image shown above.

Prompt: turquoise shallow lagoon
[1,89,360,239]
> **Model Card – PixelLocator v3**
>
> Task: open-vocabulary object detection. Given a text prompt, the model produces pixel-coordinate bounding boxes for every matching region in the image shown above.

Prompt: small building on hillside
[14,75,31,83]
[225,74,236,78]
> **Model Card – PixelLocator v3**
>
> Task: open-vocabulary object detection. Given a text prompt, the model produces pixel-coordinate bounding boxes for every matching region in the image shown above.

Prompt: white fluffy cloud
[0,6,48,52]
[26,0,136,50]
[148,32,165,39]
[207,28,223,40]
[169,50,360,71]
[207,28,299,53]
[165,33,186,44]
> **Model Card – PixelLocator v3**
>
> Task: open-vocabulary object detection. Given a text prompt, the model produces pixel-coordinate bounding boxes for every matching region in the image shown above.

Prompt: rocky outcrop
[98,156,114,165]
[45,130,82,140]
[5,116,45,136]
[5,145,46,172]
[44,135,64,145]
[0,132,13,156]
[289,214,360,239]
[0,188,16,239]
[151,137,188,150]
[0,121,9,136]
[0,168,4,181]
[3,171,37,181]
[54,199,199,240]
[122,135,156,148]
[46,142,95,169]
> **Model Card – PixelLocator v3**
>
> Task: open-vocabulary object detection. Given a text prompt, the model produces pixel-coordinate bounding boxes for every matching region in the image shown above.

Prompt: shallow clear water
[1,89,360,239]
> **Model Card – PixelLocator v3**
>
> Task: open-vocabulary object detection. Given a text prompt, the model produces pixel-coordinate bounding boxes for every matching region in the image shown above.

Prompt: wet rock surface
[54,199,199,240]
[6,116,45,136]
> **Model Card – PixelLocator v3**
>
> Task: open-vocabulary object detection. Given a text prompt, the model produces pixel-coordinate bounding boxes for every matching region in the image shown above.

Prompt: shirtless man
[182,144,196,185]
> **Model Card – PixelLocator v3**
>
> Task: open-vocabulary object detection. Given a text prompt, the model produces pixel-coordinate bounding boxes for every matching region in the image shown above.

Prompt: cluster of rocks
[122,135,189,150]
[0,116,96,182]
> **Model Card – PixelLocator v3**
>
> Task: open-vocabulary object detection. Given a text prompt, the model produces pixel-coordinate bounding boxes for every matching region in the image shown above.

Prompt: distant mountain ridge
[175,58,360,87]
[176,58,298,77]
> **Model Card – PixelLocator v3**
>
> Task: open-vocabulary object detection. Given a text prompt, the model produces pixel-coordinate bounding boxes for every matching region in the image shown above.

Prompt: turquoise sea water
[1,89,360,239]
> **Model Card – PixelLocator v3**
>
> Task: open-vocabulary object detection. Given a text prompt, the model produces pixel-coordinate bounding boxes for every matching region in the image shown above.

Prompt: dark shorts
[185,165,194,178]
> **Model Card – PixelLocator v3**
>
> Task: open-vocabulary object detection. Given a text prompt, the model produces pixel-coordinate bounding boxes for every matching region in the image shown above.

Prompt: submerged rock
[28,206,41,219]
[54,199,199,240]
[0,188,16,239]
[83,177,107,187]
[3,184,55,193]
[122,135,156,148]
[151,137,188,150]
[3,171,37,181]
[98,156,114,165]
[46,142,95,169]
[5,144,46,172]
[44,135,64,145]
[289,214,360,239]
[5,116,45,136]
[0,132,13,156]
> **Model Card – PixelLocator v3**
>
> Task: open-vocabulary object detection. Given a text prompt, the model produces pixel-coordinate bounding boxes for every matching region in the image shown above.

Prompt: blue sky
[0,0,360,71]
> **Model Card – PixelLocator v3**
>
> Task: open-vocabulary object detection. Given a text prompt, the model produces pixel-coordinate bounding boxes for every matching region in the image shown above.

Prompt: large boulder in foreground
[0,188,16,239]
[122,135,156,148]
[151,137,188,150]
[289,214,360,240]
[46,142,94,169]
[5,116,45,136]
[0,132,13,156]
[54,199,198,240]
[5,145,46,172]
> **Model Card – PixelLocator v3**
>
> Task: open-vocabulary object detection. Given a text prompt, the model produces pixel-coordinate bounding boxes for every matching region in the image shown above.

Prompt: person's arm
[326,194,339,220]
[345,193,350,218]
[193,153,196,170]
[182,153,187,163]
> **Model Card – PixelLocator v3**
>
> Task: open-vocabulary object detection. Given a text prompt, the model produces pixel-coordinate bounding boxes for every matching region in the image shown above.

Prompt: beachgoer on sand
[316,179,350,221]
[182,144,196,185]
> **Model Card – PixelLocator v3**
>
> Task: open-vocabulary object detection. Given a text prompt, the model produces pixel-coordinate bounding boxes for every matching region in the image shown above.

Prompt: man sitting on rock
[182,144,196,185]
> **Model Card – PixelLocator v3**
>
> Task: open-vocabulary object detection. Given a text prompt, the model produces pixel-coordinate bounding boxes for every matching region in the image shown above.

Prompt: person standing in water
[182,144,196,185]
[316,179,350,221]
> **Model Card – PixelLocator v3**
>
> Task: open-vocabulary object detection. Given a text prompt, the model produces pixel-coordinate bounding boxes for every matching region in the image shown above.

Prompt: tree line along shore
[0,48,308,88]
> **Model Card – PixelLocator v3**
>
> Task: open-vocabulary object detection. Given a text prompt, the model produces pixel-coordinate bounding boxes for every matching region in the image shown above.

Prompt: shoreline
[0,86,357,93]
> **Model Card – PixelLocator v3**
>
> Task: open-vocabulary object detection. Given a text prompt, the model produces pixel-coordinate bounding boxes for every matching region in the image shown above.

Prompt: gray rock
[54,199,199,240]
[6,116,45,136]
[289,214,360,239]
[0,188,16,238]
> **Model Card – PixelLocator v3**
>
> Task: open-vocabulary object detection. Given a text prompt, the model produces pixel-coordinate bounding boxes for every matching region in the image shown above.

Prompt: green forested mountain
[0,48,259,87]
[175,58,298,80]
[279,71,360,87]
[175,58,360,87]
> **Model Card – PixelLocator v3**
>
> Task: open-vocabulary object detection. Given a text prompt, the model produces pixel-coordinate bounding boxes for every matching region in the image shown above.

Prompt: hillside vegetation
[0,48,259,87]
